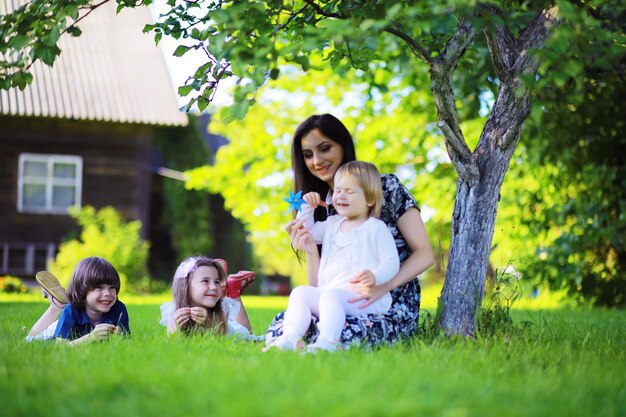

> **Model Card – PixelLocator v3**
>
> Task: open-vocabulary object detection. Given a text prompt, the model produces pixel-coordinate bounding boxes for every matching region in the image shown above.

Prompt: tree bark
[435,6,559,336]
[438,133,519,336]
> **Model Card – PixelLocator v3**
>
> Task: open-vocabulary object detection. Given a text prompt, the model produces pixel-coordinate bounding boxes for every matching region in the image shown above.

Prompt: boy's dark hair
[66,257,121,310]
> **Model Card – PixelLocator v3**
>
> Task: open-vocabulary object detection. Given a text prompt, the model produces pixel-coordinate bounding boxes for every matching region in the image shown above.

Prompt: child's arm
[351,222,399,289]
[369,223,401,285]
[59,324,117,346]
[297,192,331,243]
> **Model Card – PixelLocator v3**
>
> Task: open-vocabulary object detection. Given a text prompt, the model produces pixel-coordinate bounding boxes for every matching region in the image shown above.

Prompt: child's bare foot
[41,289,66,311]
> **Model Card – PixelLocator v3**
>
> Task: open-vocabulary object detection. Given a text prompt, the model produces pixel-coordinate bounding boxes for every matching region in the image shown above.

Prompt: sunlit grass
[1,293,624,417]
[420,282,567,310]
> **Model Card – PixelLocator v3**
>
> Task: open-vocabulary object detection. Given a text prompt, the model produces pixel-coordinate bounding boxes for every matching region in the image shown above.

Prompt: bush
[0,275,28,294]
[50,206,151,294]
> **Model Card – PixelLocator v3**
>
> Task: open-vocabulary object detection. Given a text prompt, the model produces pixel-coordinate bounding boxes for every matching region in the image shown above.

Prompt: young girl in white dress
[267,161,400,352]
[160,256,261,340]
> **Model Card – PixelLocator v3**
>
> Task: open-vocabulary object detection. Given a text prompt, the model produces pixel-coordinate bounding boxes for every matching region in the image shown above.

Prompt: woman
[266,114,435,348]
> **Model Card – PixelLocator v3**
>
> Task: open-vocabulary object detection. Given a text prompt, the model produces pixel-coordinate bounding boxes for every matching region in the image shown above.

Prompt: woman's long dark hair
[291,114,357,221]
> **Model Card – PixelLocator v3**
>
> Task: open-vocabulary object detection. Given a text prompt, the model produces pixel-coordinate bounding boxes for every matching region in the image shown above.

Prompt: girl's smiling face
[301,128,345,188]
[85,284,117,316]
[188,266,223,309]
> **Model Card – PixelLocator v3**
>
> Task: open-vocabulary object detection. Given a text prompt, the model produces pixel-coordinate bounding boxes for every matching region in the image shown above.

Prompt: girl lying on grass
[160,256,262,341]
[27,256,130,345]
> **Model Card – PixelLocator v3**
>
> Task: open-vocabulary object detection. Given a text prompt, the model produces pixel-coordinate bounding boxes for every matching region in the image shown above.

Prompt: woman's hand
[292,226,317,255]
[348,283,388,309]
[173,307,191,328]
[189,307,208,325]
[286,218,317,254]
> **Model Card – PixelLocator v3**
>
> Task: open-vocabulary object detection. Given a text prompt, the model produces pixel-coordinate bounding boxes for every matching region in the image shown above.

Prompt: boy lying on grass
[27,257,130,346]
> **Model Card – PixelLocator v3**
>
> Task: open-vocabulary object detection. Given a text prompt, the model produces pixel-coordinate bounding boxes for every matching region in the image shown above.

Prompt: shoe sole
[35,271,69,304]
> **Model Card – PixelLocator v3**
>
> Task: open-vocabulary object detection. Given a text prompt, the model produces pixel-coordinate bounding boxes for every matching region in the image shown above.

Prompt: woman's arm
[350,207,435,308]
[288,218,320,286]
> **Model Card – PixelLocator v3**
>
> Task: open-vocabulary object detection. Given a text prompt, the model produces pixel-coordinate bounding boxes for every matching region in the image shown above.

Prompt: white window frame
[17,153,83,214]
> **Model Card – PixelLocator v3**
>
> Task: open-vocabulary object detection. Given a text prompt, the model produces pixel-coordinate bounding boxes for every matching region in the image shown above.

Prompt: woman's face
[301,128,345,188]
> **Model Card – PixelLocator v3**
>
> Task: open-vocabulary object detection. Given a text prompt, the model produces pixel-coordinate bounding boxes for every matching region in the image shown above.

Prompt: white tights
[282,286,388,343]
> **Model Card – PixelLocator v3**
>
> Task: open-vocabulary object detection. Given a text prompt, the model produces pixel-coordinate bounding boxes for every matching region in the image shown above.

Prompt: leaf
[10,35,31,50]
[173,45,192,57]
[66,26,82,37]
[178,85,194,96]
[197,96,209,112]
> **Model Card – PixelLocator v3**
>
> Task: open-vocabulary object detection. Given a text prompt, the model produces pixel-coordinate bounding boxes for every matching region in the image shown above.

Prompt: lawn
[0,289,624,417]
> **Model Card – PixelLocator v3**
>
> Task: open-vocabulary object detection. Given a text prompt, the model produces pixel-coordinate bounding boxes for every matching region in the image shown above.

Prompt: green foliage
[0,276,28,294]
[153,119,215,263]
[0,0,91,89]
[498,30,626,306]
[185,65,447,280]
[49,206,150,294]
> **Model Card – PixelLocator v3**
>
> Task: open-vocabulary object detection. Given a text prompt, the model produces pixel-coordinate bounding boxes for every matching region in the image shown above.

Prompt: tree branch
[302,0,344,19]
[480,3,519,82]
[495,5,559,150]
[515,5,560,75]
[384,25,432,64]
[438,17,475,71]
[429,16,478,182]
[274,4,309,34]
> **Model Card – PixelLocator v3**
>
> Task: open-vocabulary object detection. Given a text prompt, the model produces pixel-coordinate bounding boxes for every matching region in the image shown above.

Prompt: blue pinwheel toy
[284,190,305,212]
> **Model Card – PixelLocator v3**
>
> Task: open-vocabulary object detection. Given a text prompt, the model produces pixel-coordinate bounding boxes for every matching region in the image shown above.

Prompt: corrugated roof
[0,0,188,126]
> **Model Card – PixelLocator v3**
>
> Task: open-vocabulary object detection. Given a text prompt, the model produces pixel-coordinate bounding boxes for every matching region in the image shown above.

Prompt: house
[0,1,188,276]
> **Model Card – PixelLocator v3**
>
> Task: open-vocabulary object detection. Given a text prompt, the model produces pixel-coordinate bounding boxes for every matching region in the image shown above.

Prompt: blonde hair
[172,256,227,335]
[335,161,383,218]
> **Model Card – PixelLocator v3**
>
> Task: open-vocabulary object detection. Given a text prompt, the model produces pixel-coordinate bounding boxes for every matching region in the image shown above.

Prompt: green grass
[0,295,624,417]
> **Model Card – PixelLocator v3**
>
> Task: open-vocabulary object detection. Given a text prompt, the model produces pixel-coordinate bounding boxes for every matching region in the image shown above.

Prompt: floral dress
[266,174,422,349]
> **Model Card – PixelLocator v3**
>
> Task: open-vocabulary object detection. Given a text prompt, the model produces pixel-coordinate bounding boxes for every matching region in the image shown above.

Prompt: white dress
[159,298,264,341]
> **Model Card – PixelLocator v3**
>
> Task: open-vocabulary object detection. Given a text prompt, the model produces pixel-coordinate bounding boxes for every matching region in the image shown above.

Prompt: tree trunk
[432,6,559,336]
[438,144,517,336]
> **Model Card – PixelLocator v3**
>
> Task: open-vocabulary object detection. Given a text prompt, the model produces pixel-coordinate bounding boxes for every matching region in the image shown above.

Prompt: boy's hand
[90,323,116,341]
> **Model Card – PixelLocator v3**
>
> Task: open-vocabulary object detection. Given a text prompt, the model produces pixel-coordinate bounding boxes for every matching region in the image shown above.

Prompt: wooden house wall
[0,116,154,247]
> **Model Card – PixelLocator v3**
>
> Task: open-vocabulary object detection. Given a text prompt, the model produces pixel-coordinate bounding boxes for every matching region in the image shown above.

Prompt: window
[18,153,83,214]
